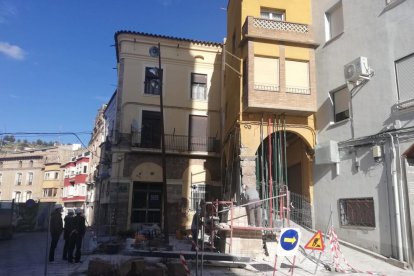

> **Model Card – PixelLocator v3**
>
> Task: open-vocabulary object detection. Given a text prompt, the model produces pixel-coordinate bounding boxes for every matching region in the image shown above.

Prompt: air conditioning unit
[344,56,370,82]
[315,140,339,164]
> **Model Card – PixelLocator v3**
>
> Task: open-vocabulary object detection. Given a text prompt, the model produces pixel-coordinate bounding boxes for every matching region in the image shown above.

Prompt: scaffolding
[199,190,291,255]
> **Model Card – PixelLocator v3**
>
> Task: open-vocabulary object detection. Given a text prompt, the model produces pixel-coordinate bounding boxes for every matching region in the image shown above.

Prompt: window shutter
[254,56,279,91]
[396,55,414,102]
[285,60,310,94]
[192,73,207,84]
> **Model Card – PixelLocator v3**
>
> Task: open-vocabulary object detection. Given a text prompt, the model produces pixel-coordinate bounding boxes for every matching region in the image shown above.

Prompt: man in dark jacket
[68,208,86,263]
[49,204,63,262]
[62,209,74,260]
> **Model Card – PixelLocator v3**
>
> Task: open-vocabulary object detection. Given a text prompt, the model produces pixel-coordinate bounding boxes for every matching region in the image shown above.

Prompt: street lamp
[149,44,169,244]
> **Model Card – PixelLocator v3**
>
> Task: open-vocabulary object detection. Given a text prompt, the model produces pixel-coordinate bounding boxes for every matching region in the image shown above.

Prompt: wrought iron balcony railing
[131,131,220,153]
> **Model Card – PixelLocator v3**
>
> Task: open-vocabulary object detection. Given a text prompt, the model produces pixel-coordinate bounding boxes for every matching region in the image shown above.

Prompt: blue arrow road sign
[277,228,301,256]
[280,229,299,250]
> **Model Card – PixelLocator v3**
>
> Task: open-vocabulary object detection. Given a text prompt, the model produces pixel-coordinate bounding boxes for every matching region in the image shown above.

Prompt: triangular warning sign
[304,230,325,251]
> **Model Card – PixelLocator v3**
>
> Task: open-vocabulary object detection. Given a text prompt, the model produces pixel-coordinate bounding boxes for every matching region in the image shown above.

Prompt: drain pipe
[386,133,403,261]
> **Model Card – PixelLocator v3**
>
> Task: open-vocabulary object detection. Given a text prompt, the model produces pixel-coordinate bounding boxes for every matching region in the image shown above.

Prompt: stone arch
[131,162,162,182]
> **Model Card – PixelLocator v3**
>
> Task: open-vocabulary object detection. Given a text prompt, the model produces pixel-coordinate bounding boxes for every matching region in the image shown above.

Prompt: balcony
[244,84,316,116]
[242,16,316,47]
[131,131,220,153]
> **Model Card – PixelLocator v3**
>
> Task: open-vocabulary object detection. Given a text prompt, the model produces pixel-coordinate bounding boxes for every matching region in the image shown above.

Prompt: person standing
[68,208,86,263]
[49,204,63,262]
[243,185,262,227]
[190,199,205,251]
[62,209,74,260]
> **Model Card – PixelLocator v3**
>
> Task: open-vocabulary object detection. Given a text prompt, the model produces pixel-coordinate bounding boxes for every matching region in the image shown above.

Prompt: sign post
[274,228,301,276]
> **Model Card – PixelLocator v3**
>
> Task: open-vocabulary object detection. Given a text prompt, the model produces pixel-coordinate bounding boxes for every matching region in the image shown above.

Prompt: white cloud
[0,42,25,60]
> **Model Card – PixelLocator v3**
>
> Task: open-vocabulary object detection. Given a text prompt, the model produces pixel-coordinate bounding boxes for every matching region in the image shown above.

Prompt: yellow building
[107,31,223,233]
[223,0,318,226]
[41,162,63,203]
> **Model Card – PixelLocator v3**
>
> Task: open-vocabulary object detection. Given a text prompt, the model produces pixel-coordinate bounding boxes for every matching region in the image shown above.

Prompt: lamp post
[149,43,169,244]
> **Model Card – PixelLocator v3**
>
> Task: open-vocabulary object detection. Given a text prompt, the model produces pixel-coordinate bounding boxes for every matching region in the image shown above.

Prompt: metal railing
[254,83,279,92]
[286,86,311,95]
[253,17,309,33]
[290,191,312,228]
[131,131,220,153]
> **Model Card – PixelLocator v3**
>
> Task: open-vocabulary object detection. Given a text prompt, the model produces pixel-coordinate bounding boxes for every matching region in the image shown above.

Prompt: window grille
[191,184,206,210]
[339,198,375,227]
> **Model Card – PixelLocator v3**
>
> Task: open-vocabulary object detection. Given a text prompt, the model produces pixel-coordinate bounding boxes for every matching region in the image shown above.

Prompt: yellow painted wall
[241,0,311,25]
[118,34,222,140]
[254,43,280,57]
[285,46,310,61]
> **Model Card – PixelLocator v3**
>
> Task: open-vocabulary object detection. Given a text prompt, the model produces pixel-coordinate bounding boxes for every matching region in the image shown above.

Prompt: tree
[3,135,16,143]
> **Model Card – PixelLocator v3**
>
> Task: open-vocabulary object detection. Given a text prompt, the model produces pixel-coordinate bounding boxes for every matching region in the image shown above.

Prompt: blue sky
[0,0,227,145]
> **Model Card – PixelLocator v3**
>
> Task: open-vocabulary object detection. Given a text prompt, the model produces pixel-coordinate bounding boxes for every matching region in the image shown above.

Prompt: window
[285,60,310,94]
[189,115,208,151]
[18,161,23,168]
[29,160,33,168]
[191,73,208,100]
[395,53,414,103]
[339,198,375,227]
[141,110,161,148]
[261,8,285,21]
[0,162,3,168]
[83,165,87,174]
[325,1,344,41]
[144,67,162,95]
[331,86,350,122]
[16,173,22,185]
[191,184,206,210]
[25,191,32,201]
[131,182,162,224]
[254,56,279,92]
[27,172,33,185]
[13,191,21,202]
[0,173,2,185]
[44,188,58,197]
[54,172,59,179]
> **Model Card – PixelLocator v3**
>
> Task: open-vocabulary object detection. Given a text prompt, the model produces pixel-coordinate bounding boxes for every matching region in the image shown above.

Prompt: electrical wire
[0,132,91,149]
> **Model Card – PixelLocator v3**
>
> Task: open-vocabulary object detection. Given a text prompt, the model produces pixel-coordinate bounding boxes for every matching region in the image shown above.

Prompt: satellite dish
[149,46,160,57]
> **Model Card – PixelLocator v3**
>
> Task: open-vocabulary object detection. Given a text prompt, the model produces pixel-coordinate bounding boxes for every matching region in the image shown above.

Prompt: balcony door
[189,115,207,151]
[141,110,161,148]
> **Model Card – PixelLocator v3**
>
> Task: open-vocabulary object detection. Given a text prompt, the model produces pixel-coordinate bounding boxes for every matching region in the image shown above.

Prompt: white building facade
[313,0,414,267]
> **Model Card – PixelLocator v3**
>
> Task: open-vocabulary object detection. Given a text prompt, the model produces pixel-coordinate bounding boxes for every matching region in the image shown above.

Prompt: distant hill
[0,135,61,152]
